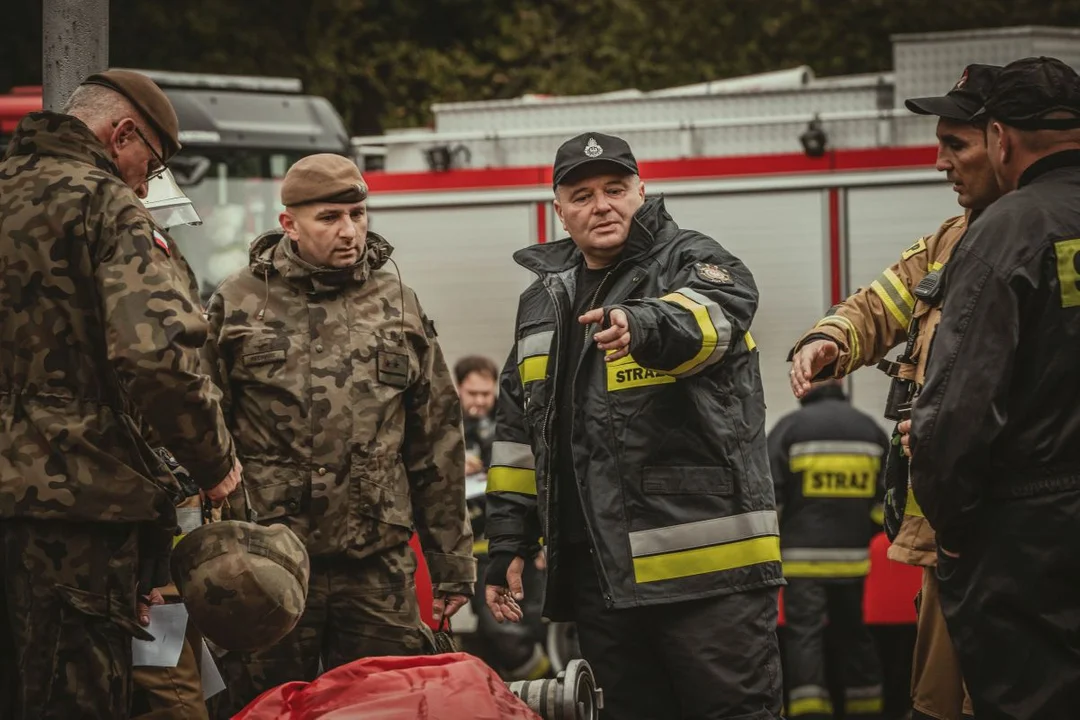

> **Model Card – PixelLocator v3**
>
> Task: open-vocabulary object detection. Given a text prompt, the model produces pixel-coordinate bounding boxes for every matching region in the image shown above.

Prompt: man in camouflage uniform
[787,66,1002,720]
[0,71,241,720]
[205,153,475,715]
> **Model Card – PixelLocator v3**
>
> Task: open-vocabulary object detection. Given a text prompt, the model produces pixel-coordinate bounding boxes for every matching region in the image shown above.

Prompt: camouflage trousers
[211,541,434,718]
[0,518,144,720]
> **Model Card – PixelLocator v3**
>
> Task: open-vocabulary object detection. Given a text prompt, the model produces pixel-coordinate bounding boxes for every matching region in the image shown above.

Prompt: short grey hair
[63,83,154,139]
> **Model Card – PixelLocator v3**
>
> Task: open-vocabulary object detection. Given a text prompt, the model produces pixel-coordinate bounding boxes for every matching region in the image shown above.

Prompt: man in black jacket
[910,57,1080,719]
[483,132,783,719]
[768,380,888,720]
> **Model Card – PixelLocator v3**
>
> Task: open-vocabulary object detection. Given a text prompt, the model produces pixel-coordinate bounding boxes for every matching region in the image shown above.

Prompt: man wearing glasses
[0,70,242,718]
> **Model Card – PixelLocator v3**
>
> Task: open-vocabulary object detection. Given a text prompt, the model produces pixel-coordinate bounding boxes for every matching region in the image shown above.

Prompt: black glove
[484,551,516,588]
[137,522,175,597]
[883,428,909,542]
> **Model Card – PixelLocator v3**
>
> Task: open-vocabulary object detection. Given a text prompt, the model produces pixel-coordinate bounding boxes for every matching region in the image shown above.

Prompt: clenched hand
[581,308,631,362]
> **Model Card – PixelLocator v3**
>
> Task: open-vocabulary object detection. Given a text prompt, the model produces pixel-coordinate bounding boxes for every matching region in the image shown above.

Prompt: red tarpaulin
[233,653,541,720]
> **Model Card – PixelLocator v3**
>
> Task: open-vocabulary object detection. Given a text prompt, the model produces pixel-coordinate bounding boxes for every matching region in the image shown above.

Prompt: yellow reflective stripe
[517,355,548,385]
[632,534,780,584]
[606,354,677,391]
[884,268,916,311]
[659,291,729,376]
[845,698,884,715]
[744,331,756,351]
[783,559,871,577]
[789,697,834,717]
[907,492,925,517]
[870,503,885,526]
[816,315,860,373]
[486,466,537,496]
[790,453,880,498]
[472,539,490,555]
[870,272,913,328]
[928,261,945,272]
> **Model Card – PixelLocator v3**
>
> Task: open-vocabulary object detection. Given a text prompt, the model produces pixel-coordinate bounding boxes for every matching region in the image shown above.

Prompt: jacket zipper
[538,277,562,568]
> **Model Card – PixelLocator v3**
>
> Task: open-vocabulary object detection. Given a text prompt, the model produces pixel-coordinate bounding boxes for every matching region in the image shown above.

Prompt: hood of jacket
[247,227,394,295]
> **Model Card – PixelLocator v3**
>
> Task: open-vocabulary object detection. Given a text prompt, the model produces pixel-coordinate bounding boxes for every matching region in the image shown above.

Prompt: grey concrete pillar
[42,0,109,111]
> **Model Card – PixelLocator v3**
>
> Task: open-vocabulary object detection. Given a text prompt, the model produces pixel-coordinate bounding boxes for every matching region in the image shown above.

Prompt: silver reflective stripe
[846,685,883,699]
[790,685,830,701]
[782,547,870,562]
[677,287,732,375]
[516,331,554,363]
[628,510,778,558]
[490,441,535,470]
[789,440,882,457]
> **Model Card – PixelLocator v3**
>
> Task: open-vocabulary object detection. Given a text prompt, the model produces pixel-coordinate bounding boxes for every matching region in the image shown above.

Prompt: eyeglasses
[133,125,168,182]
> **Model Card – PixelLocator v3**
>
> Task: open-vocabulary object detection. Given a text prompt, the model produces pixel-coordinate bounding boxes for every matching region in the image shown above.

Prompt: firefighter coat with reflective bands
[789,214,968,567]
[767,384,888,579]
[486,197,782,615]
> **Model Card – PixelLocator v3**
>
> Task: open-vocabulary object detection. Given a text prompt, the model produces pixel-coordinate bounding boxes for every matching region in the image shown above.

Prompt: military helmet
[171,521,310,652]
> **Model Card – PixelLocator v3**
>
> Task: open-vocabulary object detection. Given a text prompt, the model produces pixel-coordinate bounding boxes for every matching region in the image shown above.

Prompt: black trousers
[938,488,1080,720]
[565,546,783,720]
[783,577,883,719]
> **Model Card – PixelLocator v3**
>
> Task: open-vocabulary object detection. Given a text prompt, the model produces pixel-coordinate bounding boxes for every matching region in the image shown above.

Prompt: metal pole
[42,0,109,111]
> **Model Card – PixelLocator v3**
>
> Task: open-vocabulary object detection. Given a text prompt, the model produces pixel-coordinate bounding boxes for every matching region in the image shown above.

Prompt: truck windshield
[169,148,308,301]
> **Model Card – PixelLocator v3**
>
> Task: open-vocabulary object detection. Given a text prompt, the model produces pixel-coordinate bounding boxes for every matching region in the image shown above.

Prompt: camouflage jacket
[0,112,237,524]
[205,229,475,594]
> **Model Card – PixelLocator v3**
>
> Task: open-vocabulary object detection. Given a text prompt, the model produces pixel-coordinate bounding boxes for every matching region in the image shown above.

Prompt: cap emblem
[954,68,969,91]
[584,137,604,158]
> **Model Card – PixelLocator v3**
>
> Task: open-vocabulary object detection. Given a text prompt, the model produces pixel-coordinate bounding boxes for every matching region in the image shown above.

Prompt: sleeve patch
[695,262,733,285]
[900,238,927,260]
[152,229,171,256]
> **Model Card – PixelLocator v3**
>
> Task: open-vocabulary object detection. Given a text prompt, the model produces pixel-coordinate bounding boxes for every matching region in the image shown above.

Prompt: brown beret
[280,154,368,207]
[81,69,181,160]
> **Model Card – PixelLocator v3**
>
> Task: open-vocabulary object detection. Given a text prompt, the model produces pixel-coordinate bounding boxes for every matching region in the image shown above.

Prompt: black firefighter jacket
[911,150,1080,550]
[486,197,783,617]
[767,384,888,579]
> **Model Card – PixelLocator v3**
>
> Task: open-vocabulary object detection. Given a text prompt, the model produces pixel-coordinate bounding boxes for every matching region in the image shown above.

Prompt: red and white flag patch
[152,229,171,256]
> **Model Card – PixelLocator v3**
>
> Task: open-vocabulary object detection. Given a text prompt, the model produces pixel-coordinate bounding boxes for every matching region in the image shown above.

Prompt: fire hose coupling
[508,659,603,720]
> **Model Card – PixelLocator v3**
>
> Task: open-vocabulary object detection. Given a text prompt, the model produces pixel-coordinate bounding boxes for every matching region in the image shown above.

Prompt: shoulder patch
[900,238,927,260]
[422,315,438,339]
[695,262,733,285]
[152,229,171,256]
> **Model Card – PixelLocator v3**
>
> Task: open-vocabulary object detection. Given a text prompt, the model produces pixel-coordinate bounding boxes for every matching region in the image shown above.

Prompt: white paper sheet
[131,603,189,668]
[200,640,226,699]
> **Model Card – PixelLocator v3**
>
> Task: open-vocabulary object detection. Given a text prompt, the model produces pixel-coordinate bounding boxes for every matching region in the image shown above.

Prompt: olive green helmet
[171,521,310,652]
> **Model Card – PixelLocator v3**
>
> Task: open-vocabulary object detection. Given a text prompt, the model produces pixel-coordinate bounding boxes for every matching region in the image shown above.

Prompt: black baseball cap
[552,132,639,189]
[905,64,1002,121]
[980,56,1080,130]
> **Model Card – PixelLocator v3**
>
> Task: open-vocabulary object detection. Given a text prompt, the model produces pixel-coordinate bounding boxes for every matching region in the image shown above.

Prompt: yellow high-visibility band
[632,535,780,584]
[783,559,871,578]
[486,466,537,496]
[789,697,834,717]
[517,355,548,385]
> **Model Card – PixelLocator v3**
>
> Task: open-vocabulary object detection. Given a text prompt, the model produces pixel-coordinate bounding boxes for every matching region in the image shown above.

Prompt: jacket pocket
[642,466,733,496]
[231,460,306,521]
[353,455,413,530]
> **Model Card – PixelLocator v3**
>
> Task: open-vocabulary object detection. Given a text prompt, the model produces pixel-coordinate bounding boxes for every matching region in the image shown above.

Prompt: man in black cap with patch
[484,132,784,718]
[910,56,1080,718]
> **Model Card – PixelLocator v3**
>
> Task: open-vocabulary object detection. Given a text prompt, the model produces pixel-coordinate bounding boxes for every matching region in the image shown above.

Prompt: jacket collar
[248,228,394,295]
[3,111,119,176]
[513,196,676,276]
[1017,149,1080,189]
